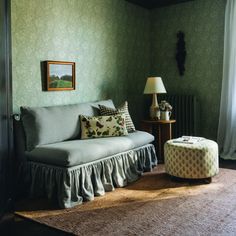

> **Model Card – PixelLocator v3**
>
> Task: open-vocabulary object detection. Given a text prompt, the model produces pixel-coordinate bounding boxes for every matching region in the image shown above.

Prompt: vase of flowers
[159,100,172,120]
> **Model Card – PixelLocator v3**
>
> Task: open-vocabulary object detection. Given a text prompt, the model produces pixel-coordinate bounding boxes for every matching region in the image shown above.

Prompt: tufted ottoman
[164,138,219,180]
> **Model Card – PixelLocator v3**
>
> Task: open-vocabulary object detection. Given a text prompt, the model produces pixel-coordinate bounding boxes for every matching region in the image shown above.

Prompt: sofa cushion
[80,114,128,139]
[99,101,136,132]
[21,99,115,151]
[25,131,154,167]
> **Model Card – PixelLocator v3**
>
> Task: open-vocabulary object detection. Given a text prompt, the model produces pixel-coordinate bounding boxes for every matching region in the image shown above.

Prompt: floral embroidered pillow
[80,114,128,139]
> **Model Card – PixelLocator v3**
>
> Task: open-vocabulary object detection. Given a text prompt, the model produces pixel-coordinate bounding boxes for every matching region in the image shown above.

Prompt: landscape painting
[46,61,75,91]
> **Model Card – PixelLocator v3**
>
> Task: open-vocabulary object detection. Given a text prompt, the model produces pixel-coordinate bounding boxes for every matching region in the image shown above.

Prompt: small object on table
[173,136,205,144]
[140,119,176,163]
[159,100,172,121]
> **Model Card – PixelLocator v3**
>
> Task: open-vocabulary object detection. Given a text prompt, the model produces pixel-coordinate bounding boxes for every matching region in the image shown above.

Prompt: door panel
[0,0,12,216]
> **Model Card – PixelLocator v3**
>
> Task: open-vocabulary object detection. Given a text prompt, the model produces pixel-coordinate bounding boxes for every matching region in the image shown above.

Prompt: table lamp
[143,77,166,119]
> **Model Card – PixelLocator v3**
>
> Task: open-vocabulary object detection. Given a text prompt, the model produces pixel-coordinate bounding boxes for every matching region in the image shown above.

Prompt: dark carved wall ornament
[175,31,186,76]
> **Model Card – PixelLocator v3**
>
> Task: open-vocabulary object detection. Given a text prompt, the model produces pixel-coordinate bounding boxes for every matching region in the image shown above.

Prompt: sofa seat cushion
[25,131,154,167]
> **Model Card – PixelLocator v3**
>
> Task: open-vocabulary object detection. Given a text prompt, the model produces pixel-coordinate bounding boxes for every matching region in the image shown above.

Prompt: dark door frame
[0,0,13,218]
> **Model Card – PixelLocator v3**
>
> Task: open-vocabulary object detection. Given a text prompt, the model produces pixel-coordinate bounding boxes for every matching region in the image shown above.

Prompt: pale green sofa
[14,99,157,208]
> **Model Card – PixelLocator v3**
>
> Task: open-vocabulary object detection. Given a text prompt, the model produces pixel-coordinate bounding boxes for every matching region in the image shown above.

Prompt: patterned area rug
[15,165,236,235]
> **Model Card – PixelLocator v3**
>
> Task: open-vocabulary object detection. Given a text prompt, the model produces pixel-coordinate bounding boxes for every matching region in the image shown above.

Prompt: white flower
[159,100,172,111]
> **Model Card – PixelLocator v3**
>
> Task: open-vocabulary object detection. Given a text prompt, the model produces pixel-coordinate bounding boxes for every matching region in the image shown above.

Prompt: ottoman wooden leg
[170,176,185,182]
[170,175,179,182]
[204,177,212,184]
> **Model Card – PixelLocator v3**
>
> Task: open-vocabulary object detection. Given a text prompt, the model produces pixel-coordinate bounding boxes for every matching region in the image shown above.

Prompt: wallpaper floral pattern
[150,0,226,140]
[12,0,150,123]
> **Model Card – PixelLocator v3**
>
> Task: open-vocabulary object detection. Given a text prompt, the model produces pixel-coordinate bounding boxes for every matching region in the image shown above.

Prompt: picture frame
[46,61,75,91]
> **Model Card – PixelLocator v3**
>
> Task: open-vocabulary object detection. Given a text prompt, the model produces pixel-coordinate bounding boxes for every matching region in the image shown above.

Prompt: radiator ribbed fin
[159,94,198,138]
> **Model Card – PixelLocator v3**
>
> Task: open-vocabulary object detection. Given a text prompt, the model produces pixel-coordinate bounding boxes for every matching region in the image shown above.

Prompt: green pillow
[80,114,128,139]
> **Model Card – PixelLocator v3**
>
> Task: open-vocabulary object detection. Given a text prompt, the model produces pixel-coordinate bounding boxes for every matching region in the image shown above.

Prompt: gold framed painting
[46,61,75,91]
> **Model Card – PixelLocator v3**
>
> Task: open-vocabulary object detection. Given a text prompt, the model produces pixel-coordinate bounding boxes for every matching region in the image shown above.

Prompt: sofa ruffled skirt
[19,144,157,208]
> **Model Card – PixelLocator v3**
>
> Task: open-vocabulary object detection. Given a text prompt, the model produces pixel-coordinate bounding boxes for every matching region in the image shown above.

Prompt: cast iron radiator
[159,94,199,138]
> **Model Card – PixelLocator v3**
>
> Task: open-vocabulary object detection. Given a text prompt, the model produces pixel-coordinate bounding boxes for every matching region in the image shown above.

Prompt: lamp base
[149,94,160,119]
[150,106,160,120]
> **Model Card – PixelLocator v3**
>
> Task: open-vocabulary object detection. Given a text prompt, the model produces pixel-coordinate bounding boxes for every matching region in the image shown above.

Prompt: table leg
[140,121,153,133]
[159,123,172,163]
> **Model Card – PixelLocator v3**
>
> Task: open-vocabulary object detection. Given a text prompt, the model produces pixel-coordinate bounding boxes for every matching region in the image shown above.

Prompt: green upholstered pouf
[164,138,219,179]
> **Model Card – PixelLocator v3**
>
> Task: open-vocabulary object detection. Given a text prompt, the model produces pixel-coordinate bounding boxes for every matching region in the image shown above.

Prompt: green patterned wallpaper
[12,0,150,124]
[151,0,226,140]
[12,0,226,137]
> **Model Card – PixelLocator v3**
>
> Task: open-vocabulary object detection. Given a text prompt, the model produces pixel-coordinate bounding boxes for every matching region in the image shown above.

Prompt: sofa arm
[13,114,27,163]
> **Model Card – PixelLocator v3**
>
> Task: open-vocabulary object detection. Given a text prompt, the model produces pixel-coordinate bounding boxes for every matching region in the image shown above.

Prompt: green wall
[150,0,226,140]
[12,0,150,125]
[12,0,226,138]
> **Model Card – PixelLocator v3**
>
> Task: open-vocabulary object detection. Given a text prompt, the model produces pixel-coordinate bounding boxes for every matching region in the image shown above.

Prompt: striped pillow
[98,101,135,133]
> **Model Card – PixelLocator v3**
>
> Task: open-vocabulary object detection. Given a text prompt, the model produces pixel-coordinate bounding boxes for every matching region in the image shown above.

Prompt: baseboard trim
[0,198,14,223]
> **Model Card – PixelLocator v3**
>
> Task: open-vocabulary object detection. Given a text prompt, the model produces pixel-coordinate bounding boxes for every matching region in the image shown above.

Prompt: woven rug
[15,165,236,235]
